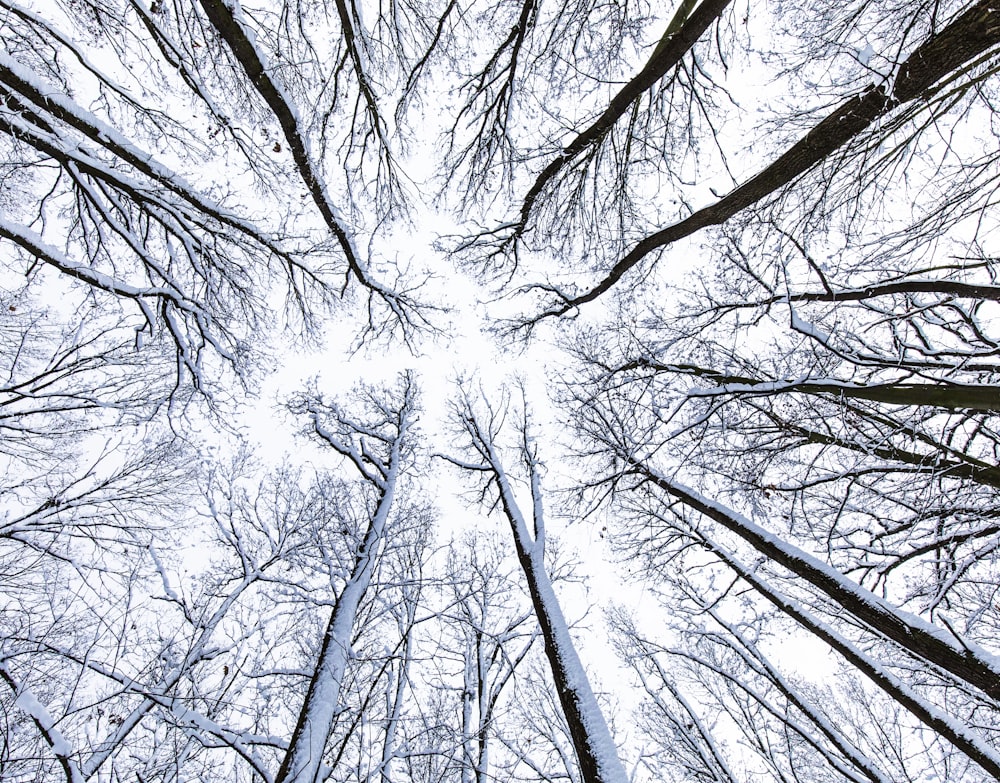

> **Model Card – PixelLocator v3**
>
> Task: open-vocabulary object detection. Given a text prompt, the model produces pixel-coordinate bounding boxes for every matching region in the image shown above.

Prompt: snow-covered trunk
[275,462,404,782]
[380,594,416,783]
[701,532,1000,780]
[509,535,627,783]
[276,377,417,783]
[484,436,628,783]
[630,457,1000,702]
[461,645,476,783]
[475,636,490,783]
[459,631,492,783]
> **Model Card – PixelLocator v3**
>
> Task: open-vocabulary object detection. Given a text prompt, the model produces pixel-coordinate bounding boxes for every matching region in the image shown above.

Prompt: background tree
[436,531,539,783]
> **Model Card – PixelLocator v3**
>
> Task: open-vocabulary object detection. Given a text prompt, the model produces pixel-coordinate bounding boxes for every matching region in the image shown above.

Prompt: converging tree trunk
[277,375,419,783]
[444,386,629,783]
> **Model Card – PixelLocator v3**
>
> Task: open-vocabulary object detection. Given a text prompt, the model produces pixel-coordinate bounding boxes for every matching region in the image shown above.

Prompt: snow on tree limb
[523,0,1000,324]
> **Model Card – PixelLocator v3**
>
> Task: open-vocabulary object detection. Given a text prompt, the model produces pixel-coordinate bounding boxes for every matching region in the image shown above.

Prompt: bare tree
[0,0,433,396]
[565,359,1000,779]
[8,0,1000,781]
[1,374,426,783]
[611,585,903,783]
[278,372,420,783]
[433,532,538,783]
[506,0,1000,328]
[441,382,628,783]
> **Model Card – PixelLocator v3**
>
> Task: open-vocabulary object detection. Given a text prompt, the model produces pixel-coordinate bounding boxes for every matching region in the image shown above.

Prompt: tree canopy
[3,0,1000,782]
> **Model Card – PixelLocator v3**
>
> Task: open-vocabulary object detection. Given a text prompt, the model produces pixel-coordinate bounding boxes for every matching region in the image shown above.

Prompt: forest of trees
[3,0,1000,781]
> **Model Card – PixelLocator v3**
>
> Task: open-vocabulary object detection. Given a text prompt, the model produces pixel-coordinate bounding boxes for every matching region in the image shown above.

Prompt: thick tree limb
[667,365,1000,411]
[608,359,1000,411]
[196,0,364,276]
[630,459,1000,702]
[512,0,735,238]
[773,279,1000,306]
[530,0,1000,320]
[697,536,1000,780]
